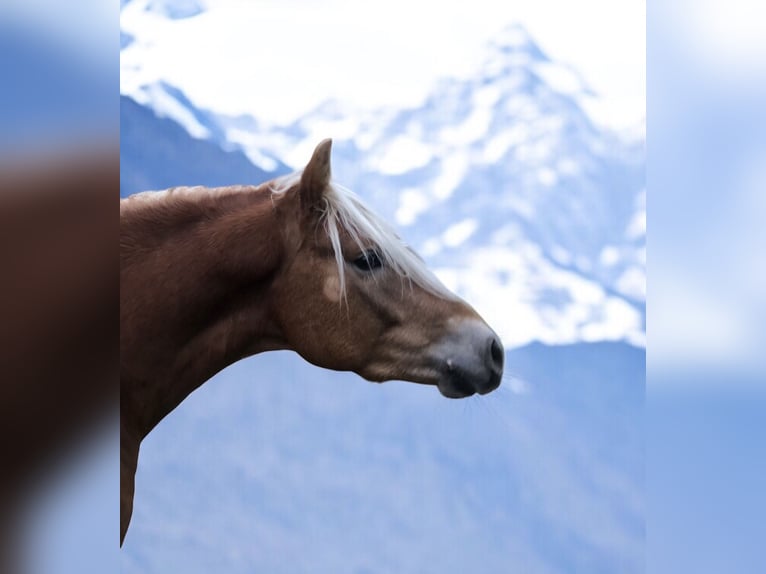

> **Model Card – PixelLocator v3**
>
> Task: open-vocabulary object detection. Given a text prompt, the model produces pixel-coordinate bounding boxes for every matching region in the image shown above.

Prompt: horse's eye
[351,250,383,272]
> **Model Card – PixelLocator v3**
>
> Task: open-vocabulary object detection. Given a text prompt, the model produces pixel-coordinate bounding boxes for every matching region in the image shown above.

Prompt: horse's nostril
[490,337,504,368]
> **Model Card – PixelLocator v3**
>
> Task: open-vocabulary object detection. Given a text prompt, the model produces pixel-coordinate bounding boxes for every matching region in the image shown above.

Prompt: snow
[431,153,469,200]
[626,207,646,240]
[534,61,587,96]
[438,86,499,146]
[637,246,646,265]
[372,135,433,175]
[474,84,503,108]
[297,115,361,146]
[420,238,443,258]
[395,188,431,226]
[581,95,647,140]
[145,0,206,19]
[493,24,536,50]
[435,243,645,349]
[442,219,478,248]
[119,0,644,132]
[537,167,557,186]
[133,83,211,139]
[580,297,643,342]
[439,104,494,146]
[616,266,647,300]
[223,128,280,171]
[120,3,646,351]
[556,157,581,176]
[515,137,554,163]
[491,224,524,245]
[501,194,536,219]
[482,123,530,163]
[117,8,646,572]
[599,246,621,267]
[550,245,572,266]
[574,255,593,272]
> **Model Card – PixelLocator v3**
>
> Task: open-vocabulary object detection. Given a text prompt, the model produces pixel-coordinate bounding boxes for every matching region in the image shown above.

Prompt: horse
[119,139,504,544]
[0,148,117,571]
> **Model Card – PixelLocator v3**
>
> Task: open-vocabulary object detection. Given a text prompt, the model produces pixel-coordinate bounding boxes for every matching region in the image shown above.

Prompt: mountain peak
[488,24,547,60]
[480,24,549,80]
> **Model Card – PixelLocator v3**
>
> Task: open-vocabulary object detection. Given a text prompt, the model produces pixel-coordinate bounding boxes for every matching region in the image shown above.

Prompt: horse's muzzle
[433,320,504,398]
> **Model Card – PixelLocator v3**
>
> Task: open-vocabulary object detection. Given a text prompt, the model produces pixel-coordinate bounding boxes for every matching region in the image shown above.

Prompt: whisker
[463,395,478,418]
[473,393,515,435]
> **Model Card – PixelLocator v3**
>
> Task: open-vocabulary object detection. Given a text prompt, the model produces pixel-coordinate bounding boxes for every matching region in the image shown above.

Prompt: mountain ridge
[119,16,645,349]
[118,8,645,574]
[123,341,644,574]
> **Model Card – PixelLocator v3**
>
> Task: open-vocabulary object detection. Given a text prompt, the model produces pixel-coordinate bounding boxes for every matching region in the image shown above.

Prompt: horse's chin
[358,365,492,399]
[436,378,478,399]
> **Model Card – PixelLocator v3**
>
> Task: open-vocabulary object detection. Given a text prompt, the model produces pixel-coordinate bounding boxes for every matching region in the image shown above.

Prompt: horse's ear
[300,138,333,211]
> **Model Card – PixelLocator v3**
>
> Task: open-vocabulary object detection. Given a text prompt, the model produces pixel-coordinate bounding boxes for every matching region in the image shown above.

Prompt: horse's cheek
[272,275,335,359]
[284,300,371,371]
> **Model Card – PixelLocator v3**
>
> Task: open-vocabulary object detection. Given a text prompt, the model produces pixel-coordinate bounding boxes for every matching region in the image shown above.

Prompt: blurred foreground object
[0,148,118,572]
[649,2,766,573]
[0,2,118,571]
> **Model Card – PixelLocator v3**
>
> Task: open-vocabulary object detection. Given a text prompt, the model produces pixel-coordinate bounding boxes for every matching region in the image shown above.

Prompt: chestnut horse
[120,139,504,544]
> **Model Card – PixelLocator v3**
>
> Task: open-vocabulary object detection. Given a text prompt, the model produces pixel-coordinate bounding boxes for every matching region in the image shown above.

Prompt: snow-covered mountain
[120,6,645,574]
[120,94,289,196]
[121,17,645,349]
[243,26,646,349]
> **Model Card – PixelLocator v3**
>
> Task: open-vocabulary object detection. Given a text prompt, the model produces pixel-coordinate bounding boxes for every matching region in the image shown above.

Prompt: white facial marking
[323,275,341,302]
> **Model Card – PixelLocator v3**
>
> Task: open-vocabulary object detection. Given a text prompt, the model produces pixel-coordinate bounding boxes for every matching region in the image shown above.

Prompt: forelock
[269,172,455,301]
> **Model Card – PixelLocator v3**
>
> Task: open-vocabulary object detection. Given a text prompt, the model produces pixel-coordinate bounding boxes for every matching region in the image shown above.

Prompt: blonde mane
[270,173,455,301]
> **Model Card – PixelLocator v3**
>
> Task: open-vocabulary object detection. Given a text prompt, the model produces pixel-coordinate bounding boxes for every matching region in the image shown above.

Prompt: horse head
[269,139,504,398]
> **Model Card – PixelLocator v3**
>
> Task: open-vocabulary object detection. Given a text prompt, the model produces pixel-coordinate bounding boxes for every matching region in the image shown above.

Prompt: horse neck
[120,184,288,438]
